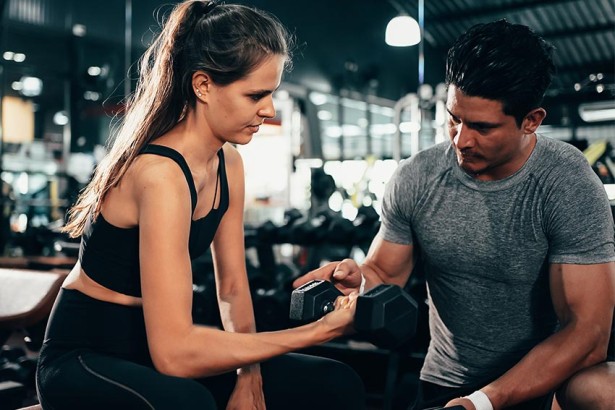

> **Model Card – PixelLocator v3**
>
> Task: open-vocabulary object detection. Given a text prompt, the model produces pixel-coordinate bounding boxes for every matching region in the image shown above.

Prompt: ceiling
[240,0,615,105]
[2,0,614,126]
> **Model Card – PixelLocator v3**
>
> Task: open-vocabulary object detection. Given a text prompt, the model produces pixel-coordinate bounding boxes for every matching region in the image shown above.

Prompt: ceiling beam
[556,60,615,75]
[541,22,615,40]
[427,0,582,24]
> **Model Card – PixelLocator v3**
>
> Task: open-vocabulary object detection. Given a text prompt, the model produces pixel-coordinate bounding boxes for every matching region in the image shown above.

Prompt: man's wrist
[464,390,494,410]
[359,272,366,294]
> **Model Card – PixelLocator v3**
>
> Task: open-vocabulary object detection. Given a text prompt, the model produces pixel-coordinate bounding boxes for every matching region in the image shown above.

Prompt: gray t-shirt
[379,135,615,386]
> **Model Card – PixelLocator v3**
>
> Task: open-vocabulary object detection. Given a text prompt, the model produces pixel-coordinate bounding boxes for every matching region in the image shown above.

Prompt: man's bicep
[549,262,615,327]
[364,235,415,287]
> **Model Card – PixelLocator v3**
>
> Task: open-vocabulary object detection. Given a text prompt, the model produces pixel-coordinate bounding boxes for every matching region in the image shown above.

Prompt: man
[296,20,615,410]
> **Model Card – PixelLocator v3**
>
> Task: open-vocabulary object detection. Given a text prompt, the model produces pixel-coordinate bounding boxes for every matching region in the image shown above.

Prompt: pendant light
[385,14,420,47]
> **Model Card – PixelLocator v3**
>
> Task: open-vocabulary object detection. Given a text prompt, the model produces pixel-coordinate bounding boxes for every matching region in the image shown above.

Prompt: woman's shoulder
[128,153,192,197]
[221,143,240,161]
[134,151,187,177]
[221,143,244,173]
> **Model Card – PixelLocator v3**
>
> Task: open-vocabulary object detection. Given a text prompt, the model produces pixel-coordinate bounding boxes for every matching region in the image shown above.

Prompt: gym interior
[0,0,614,409]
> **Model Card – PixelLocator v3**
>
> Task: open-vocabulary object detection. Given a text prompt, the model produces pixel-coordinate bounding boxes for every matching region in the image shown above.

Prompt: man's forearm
[482,322,608,409]
[361,261,410,289]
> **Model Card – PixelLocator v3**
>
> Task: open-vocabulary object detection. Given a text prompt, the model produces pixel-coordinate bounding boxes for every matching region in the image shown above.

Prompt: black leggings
[36,289,365,410]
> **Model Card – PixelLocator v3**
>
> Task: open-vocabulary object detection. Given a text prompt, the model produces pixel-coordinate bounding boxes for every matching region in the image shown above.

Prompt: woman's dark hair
[445,19,555,126]
[65,1,293,237]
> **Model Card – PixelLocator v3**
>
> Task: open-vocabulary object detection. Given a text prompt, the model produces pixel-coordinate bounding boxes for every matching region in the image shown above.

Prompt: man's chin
[458,160,483,175]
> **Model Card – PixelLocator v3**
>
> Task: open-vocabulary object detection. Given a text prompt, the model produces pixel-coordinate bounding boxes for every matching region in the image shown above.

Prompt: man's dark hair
[445,19,555,126]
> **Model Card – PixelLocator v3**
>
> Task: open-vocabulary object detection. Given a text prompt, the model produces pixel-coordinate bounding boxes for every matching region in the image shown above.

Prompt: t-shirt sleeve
[378,159,417,245]
[546,150,615,264]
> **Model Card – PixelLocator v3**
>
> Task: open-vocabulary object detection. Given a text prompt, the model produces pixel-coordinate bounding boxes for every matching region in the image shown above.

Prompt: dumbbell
[0,361,31,385]
[0,346,25,363]
[289,280,418,349]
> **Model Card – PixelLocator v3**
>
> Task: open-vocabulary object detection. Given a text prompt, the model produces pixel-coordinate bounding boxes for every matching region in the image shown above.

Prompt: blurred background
[0,0,613,246]
[0,1,613,408]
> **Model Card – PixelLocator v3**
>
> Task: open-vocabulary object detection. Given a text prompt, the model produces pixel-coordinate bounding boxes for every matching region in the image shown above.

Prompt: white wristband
[465,390,493,410]
[359,273,366,295]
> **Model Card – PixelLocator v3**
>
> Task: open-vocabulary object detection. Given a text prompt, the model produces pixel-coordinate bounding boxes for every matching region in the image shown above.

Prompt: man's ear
[522,108,546,134]
[192,70,212,100]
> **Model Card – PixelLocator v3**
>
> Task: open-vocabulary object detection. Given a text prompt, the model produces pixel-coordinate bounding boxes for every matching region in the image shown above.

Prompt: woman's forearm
[217,281,257,334]
[160,320,335,378]
[217,281,260,376]
[150,278,356,378]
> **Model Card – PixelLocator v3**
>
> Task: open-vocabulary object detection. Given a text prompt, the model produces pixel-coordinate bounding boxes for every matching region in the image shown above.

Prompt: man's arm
[465,262,615,409]
[360,235,416,290]
[293,236,415,293]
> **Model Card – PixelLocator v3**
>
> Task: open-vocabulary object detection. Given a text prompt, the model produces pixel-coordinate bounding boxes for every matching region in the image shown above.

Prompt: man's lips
[458,150,481,161]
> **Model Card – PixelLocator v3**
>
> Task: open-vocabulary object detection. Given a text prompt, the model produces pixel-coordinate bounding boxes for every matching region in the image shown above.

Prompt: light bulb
[385,15,421,47]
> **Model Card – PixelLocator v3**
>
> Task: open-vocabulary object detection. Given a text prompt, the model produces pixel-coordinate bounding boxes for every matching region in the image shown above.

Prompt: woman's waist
[44,288,148,349]
[63,263,143,305]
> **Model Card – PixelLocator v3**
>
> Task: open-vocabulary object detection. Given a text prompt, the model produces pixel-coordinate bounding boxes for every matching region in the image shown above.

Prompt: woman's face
[202,55,286,145]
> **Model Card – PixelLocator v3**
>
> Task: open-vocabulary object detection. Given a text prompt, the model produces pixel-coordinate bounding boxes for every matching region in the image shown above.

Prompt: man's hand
[227,367,265,410]
[292,259,364,295]
[445,397,475,410]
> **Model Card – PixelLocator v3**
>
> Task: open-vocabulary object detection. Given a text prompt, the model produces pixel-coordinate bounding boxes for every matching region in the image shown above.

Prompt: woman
[36,1,364,409]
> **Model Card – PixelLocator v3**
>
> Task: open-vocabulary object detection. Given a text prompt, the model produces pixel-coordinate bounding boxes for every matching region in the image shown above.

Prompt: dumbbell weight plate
[354,284,418,349]
[289,280,343,321]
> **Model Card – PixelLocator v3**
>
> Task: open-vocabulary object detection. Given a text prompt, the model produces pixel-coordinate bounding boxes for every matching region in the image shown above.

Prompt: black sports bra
[78,144,229,297]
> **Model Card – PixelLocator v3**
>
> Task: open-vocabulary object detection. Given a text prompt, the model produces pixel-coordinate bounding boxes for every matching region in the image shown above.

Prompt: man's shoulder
[534,135,603,194]
[536,135,587,165]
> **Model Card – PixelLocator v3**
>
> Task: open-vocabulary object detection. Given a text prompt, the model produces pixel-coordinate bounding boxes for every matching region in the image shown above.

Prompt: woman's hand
[319,291,359,337]
[226,366,266,410]
[293,259,364,295]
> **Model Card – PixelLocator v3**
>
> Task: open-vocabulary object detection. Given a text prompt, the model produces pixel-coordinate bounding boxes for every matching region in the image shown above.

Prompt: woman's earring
[196,90,202,97]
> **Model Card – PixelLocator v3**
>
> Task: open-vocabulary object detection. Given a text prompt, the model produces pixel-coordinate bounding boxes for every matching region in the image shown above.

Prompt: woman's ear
[192,71,211,100]
[522,108,547,134]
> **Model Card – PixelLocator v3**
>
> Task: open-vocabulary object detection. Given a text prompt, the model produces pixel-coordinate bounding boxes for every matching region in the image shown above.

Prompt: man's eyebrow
[468,121,500,128]
[446,109,501,128]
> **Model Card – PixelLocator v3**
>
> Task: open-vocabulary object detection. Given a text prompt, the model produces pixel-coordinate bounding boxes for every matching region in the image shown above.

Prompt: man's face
[446,85,536,181]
